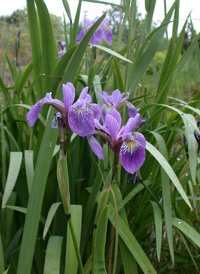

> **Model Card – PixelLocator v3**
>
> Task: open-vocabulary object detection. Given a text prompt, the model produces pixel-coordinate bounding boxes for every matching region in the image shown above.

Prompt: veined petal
[26,93,64,126]
[119,114,140,137]
[119,132,146,174]
[90,29,103,44]
[87,135,104,160]
[68,107,95,137]
[102,28,112,45]
[63,82,75,111]
[106,114,121,141]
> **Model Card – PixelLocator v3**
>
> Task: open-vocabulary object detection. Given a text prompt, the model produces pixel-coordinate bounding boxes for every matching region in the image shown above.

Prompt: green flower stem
[68,216,84,274]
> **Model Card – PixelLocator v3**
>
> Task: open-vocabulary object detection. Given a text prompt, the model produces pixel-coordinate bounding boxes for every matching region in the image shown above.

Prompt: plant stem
[68,217,84,274]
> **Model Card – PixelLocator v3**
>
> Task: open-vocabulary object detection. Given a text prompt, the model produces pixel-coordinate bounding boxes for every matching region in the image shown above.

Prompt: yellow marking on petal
[126,140,135,154]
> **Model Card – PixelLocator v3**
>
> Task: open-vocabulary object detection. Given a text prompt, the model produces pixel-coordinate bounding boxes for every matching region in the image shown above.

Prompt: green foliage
[1,0,200,273]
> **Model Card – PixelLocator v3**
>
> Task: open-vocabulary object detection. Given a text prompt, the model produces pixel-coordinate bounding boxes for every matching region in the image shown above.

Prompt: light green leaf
[2,152,22,208]
[65,205,82,274]
[43,202,62,239]
[93,206,109,274]
[44,236,63,274]
[91,44,132,63]
[173,218,200,248]
[24,150,34,194]
[150,201,162,261]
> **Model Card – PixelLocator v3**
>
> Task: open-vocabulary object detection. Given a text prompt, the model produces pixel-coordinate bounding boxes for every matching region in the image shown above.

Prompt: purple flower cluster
[26,83,146,174]
[76,17,112,45]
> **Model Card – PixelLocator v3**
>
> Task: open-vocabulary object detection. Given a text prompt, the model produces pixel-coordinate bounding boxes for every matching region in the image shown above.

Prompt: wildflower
[76,17,112,45]
[99,89,129,124]
[127,103,147,130]
[89,109,146,174]
[58,40,66,59]
[26,83,101,137]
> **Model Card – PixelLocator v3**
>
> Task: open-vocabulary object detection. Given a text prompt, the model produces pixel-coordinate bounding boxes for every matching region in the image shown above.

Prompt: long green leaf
[2,152,22,208]
[150,201,162,261]
[24,150,34,194]
[109,204,157,274]
[26,0,43,95]
[43,236,63,274]
[43,202,62,239]
[93,206,109,274]
[146,141,192,209]
[65,205,82,274]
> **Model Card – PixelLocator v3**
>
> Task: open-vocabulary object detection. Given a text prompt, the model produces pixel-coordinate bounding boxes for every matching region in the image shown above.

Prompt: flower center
[126,140,135,154]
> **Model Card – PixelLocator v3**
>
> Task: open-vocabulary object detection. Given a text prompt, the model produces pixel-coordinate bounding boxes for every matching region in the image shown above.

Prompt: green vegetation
[1,0,200,273]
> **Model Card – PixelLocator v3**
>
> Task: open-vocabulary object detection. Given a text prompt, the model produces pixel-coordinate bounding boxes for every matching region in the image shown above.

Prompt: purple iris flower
[76,16,112,45]
[58,40,66,59]
[89,108,146,174]
[99,89,129,124]
[26,83,101,137]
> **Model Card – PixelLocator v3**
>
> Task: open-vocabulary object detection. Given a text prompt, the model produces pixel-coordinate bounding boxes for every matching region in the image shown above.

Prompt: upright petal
[119,114,140,137]
[79,87,91,104]
[26,93,64,126]
[68,108,95,137]
[119,132,146,174]
[99,91,111,106]
[87,135,104,160]
[102,28,112,45]
[62,82,75,111]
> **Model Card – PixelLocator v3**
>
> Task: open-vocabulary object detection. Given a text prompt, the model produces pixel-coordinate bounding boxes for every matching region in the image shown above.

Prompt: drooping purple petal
[68,108,95,137]
[119,114,140,137]
[127,103,138,118]
[62,83,75,111]
[87,135,104,160]
[90,28,103,44]
[102,28,112,45]
[119,132,146,174]
[106,114,121,141]
[26,93,64,126]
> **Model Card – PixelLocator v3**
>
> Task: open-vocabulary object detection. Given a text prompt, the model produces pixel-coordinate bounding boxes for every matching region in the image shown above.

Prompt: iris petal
[26,93,64,126]
[68,108,95,137]
[119,132,146,174]
[62,82,75,111]
[87,135,104,160]
[106,114,121,141]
